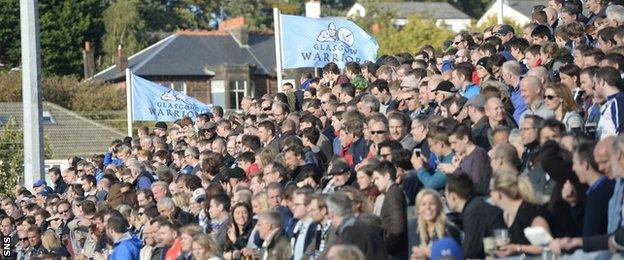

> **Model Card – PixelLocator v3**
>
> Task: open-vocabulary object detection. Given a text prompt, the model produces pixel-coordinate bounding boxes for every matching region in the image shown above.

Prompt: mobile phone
[413,148,421,157]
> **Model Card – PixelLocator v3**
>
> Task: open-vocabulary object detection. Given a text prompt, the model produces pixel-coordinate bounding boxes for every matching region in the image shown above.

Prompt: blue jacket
[109,233,141,260]
[415,152,454,190]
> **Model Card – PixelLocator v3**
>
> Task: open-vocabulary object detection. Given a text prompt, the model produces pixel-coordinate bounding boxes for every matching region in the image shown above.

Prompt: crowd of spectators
[4,0,624,259]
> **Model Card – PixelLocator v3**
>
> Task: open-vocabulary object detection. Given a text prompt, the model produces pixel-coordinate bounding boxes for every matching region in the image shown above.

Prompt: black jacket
[379,184,408,257]
[460,197,506,259]
[336,215,389,260]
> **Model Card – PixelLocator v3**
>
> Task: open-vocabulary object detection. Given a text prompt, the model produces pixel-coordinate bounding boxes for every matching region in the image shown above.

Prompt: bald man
[595,136,624,233]
[520,76,554,123]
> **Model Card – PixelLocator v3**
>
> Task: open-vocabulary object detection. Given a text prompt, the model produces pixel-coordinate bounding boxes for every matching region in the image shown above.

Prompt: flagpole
[125,68,133,137]
[273,8,284,93]
[497,0,504,24]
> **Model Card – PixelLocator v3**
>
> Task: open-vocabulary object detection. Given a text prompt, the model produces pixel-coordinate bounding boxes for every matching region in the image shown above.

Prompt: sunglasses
[262,107,271,111]
[19,238,28,241]
[453,41,462,45]
[370,130,387,135]
[545,95,558,100]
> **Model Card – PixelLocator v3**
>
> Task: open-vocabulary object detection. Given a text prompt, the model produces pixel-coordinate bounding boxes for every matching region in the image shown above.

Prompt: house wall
[477,2,530,26]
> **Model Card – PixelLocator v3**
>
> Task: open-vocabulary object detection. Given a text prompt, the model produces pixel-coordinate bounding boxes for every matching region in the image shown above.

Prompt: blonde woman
[192,233,221,260]
[246,191,270,249]
[490,171,552,257]
[256,148,277,169]
[172,193,190,212]
[41,229,71,257]
[410,189,461,259]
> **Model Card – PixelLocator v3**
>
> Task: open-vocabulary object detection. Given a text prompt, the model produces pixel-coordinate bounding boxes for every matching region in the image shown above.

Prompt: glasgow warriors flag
[131,74,212,121]
[280,14,378,68]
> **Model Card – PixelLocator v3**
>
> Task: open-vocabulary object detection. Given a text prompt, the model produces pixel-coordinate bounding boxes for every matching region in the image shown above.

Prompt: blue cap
[430,237,464,260]
[39,187,54,197]
[441,60,454,73]
[33,179,47,188]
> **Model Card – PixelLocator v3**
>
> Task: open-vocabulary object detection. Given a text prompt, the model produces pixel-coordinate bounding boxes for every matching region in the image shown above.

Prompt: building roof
[0,102,125,159]
[93,30,276,82]
[379,2,472,20]
[493,0,545,17]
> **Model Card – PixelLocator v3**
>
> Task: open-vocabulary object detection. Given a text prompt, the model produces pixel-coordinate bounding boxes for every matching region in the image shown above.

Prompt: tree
[222,0,273,31]
[0,116,53,198]
[101,0,147,68]
[0,0,107,76]
[353,4,454,55]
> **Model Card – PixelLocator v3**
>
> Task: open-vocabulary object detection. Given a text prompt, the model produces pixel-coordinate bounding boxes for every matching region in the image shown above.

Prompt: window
[167,82,186,94]
[42,111,55,125]
[211,80,226,108]
[229,80,247,110]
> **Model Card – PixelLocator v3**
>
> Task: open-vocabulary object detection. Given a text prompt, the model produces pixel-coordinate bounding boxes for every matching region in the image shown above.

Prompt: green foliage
[0,117,25,197]
[354,12,454,55]
[0,116,54,198]
[223,0,273,32]
[101,0,147,69]
[0,72,125,112]
[0,0,107,76]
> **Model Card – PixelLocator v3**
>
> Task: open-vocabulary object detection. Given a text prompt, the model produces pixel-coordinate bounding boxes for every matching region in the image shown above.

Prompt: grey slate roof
[93,31,276,82]
[0,102,125,159]
[494,0,545,17]
[379,2,472,20]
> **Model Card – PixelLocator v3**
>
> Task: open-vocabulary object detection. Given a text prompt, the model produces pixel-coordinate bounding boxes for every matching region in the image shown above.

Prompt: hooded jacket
[109,233,141,260]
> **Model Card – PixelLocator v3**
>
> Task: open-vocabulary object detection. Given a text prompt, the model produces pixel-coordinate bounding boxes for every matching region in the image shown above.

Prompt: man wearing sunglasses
[15,230,29,260]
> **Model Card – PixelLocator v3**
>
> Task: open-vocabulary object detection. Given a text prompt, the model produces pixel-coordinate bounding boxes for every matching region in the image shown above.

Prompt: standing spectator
[289,189,316,260]
[544,83,584,132]
[373,161,408,259]
[448,124,492,195]
[572,142,614,236]
[48,167,68,195]
[411,126,455,190]
[305,194,336,258]
[106,215,141,259]
[520,76,555,122]
[157,197,194,226]
[445,174,505,259]
[207,193,231,250]
[326,192,388,260]
[595,67,624,138]
[244,210,291,260]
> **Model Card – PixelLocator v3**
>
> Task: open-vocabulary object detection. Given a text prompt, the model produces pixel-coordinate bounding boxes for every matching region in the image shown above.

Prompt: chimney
[83,41,96,79]
[115,45,128,72]
[220,17,248,46]
[305,0,321,18]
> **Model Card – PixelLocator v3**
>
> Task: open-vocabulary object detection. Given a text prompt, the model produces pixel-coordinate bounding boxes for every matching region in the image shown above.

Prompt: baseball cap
[39,187,54,197]
[155,121,167,130]
[192,188,206,203]
[430,237,464,260]
[328,160,350,175]
[466,94,487,109]
[33,179,47,188]
[433,81,457,93]
[441,60,454,73]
